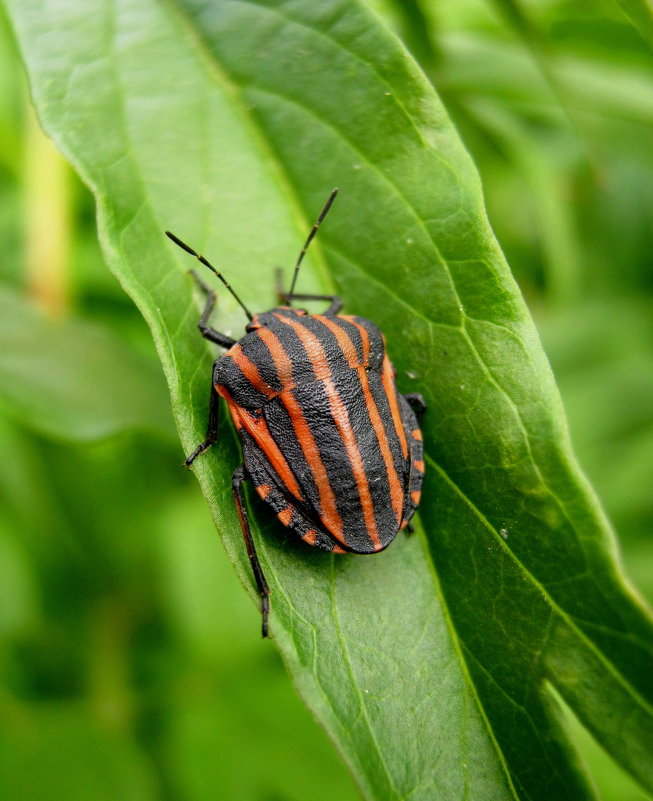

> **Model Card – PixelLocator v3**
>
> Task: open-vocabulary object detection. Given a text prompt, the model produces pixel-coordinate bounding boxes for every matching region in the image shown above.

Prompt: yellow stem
[23,105,72,317]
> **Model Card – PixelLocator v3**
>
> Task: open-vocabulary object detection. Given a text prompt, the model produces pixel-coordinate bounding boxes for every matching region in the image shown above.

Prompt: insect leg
[190,270,236,348]
[403,392,426,423]
[232,464,271,638]
[283,293,342,315]
[185,375,220,468]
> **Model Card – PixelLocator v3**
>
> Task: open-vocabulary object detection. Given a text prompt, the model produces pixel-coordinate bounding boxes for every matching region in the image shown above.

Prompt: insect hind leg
[232,464,271,638]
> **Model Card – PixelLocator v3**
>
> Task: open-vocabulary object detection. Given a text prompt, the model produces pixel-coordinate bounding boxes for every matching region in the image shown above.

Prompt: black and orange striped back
[215,308,422,554]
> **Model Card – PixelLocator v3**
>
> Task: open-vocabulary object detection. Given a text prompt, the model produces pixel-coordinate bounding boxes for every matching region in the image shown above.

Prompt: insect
[166,190,425,637]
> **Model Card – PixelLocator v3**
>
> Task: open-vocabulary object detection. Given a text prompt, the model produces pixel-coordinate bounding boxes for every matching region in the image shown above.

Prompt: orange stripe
[314,315,359,367]
[339,317,408,462]
[318,315,404,526]
[411,429,422,441]
[411,490,421,505]
[216,385,243,429]
[228,344,277,398]
[223,396,303,502]
[381,354,408,460]
[413,460,424,473]
[303,529,346,553]
[277,507,293,526]
[256,326,344,540]
[256,484,271,500]
[303,529,317,546]
[257,328,294,390]
[274,314,382,551]
[339,314,370,364]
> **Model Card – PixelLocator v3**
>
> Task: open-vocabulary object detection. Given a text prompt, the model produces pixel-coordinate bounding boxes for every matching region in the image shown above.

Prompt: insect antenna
[165,230,253,321]
[287,188,338,301]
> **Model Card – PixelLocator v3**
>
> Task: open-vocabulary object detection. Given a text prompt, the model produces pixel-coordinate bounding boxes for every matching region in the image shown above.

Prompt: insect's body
[215,307,424,555]
[166,189,425,636]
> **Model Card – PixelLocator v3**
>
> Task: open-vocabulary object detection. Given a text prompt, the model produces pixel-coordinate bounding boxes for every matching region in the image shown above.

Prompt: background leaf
[615,0,653,49]
[4,1,653,800]
[0,285,174,441]
[0,704,158,801]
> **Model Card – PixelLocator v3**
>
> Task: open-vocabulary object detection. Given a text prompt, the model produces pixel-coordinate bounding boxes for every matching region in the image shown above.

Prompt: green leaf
[615,0,653,50]
[6,1,653,799]
[0,702,158,801]
[0,513,40,637]
[538,299,653,535]
[0,284,174,441]
[438,33,653,132]
[456,98,582,303]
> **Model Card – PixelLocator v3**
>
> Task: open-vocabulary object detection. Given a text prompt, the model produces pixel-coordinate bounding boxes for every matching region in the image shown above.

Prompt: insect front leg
[191,269,237,348]
[185,365,221,468]
[232,464,271,638]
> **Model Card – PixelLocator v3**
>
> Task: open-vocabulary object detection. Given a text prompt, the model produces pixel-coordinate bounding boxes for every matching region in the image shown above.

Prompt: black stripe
[366,367,410,489]
[241,431,340,553]
[319,314,365,364]
[346,314,386,371]
[313,316,405,501]
[215,351,269,409]
[289,378,374,551]
[267,315,375,550]
[304,316,400,545]
[266,315,318,386]
[241,330,284,393]
[262,396,322,515]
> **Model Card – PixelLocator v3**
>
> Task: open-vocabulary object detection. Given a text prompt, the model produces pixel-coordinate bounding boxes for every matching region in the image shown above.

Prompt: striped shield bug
[166,190,425,637]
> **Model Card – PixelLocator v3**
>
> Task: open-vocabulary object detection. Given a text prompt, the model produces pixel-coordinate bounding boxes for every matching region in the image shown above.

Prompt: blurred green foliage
[0,1,652,799]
